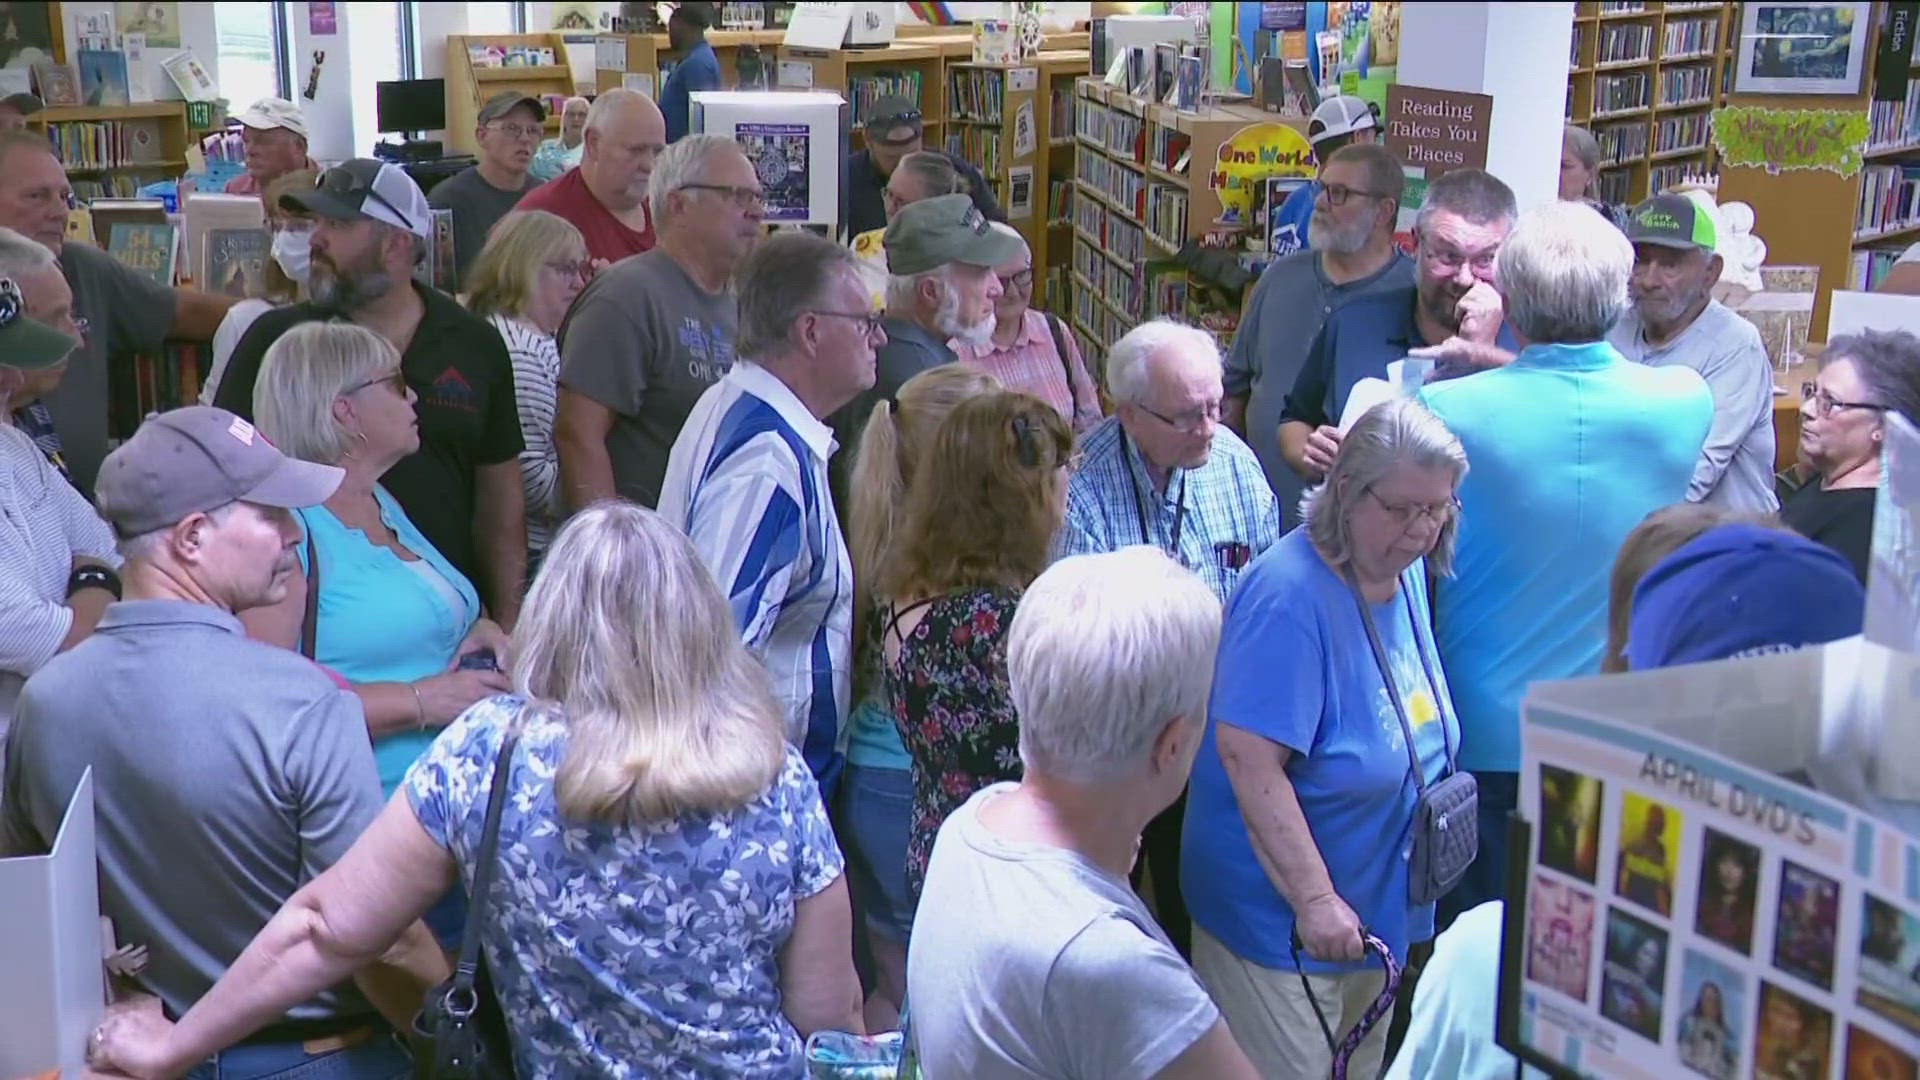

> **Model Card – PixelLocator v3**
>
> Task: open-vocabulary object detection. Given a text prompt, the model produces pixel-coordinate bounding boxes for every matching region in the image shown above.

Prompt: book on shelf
[46,119,171,170]
[1870,86,1920,150]
[1852,248,1908,291]
[1597,23,1652,65]
[91,199,168,245]
[1657,63,1713,107]
[1660,17,1717,59]
[107,222,178,286]
[949,67,1005,123]
[1856,165,1920,239]
[203,228,269,299]
[1594,71,1650,114]
[76,50,131,108]
[33,63,80,108]
[1649,162,1714,197]
[847,70,923,127]
[946,127,1003,177]
[182,193,265,288]
[161,53,218,103]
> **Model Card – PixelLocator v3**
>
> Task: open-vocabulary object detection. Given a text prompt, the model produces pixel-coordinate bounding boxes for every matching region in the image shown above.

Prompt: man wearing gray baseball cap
[2,406,447,1069]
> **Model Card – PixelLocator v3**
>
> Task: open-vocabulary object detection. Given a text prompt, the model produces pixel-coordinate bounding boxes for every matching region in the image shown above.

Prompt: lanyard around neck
[1121,428,1187,554]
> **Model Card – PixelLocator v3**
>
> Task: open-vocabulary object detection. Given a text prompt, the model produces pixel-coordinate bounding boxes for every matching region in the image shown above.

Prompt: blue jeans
[184,1030,411,1080]
[1436,769,1519,934]
[835,762,915,942]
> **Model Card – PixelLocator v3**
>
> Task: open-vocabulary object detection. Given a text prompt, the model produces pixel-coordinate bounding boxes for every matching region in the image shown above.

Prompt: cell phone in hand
[457,648,500,672]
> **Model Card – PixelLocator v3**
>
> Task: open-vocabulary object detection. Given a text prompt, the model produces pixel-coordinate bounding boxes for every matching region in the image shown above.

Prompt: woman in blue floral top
[90,501,864,1078]
[879,391,1075,904]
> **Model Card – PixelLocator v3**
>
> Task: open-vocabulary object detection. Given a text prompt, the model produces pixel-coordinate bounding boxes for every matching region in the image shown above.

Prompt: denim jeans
[184,1030,411,1080]
[835,762,916,942]
[1435,769,1519,935]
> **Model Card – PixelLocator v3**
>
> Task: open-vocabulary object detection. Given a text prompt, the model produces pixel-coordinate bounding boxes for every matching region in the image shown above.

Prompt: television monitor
[376,79,446,134]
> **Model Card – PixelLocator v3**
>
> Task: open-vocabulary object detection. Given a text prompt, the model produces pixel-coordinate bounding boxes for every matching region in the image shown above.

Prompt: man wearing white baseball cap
[1269,95,1380,259]
[225,97,317,196]
[212,160,529,627]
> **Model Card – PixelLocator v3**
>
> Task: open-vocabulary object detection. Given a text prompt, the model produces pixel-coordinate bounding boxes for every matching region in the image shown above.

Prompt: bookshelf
[772,41,955,137]
[1566,1,1738,205]
[444,34,577,156]
[1067,77,1302,367]
[29,102,190,201]
[592,29,788,95]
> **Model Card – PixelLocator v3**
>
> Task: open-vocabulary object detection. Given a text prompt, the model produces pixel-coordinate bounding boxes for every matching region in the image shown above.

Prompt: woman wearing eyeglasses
[951,229,1103,433]
[1181,397,1466,1079]
[1780,329,1920,582]
[464,210,591,569]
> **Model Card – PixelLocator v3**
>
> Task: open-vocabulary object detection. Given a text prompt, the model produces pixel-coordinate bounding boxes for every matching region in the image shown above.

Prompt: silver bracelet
[409,681,427,730]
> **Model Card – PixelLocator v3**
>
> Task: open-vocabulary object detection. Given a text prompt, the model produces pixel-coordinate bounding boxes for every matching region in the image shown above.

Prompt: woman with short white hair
[90,501,864,1077]
[1181,397,1469,1079]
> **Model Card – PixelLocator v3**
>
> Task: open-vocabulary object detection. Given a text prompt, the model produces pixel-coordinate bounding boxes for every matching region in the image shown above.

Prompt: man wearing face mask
[1279,169,1520,485]
[202,169,319,407]
[1607,195,1777,514]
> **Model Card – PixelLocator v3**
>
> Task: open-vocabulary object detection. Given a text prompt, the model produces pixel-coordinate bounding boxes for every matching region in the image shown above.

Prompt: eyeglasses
[1135,400,1221,433]
[318,166,418,234]
[343,369,409,397]
[488,121,544,141]
[544,259,594,280]
[997,268,1034,290]
[678,182,767,211]
[810,309,887,337]
[1318,182,1392,207]
[1801,381,1885,418]
[1420,245,1499,276]
[1365,487,1460,529]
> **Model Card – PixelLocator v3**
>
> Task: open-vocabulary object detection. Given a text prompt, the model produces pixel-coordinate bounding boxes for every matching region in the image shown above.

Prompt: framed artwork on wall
[1733,1,1874,95]
[0,2,64,71]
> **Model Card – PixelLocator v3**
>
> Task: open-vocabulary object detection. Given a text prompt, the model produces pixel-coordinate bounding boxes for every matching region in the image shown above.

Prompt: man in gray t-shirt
[1223,143,1416,530]
[907,548,1256,1080]
[429,91,546,287]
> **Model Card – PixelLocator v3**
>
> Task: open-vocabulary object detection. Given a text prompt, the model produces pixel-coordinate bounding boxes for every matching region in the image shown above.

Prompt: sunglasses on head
[317,167,417,234]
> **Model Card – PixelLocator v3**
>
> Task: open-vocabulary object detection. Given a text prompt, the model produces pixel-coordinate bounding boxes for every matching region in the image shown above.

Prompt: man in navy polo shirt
[1278,169,1520,484]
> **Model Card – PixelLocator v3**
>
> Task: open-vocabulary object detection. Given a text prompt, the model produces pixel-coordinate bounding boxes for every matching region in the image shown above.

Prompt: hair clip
[1011,413,1040,468]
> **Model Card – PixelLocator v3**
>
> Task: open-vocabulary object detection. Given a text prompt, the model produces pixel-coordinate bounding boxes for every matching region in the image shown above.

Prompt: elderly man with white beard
[826,194,1020,512]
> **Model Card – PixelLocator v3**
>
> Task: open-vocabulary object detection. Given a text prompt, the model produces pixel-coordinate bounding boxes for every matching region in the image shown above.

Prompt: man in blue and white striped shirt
[659,232,886,793]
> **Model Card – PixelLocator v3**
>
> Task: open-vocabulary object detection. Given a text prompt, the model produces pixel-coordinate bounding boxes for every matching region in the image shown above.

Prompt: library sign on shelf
[1208,123,1315,221]
[1385,84,1492,176]
[1711,106,1870,178]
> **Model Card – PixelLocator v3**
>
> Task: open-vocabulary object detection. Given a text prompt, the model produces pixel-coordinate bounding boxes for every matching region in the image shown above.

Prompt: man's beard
[1310,209,1372,256]
[1417,280,1469,333]
[935,286,994,348]
[309,255,395,313]
[1635,280,1710,332]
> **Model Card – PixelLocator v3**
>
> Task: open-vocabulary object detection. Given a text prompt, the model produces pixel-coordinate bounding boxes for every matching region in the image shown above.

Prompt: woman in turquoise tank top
[241,322,511,794]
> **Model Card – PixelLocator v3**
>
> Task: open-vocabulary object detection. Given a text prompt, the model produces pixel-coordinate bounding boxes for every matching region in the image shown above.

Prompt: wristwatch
[67,564,122,601]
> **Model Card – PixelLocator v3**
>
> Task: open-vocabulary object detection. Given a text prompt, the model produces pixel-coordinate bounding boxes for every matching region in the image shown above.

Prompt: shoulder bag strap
[299,522,319,660]
[451,724,522,995]
[1043,312,1078,416]
[1346,571,1456,794]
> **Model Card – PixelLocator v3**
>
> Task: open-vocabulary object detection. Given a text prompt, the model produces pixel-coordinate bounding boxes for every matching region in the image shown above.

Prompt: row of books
[1069,206,1146,272]
[944,126,1003,177]
[1095,254,1135,319]
[1150,127,1191,175]
[1076,152,1144,218]
[1869,88,1920,150]
[1662,16,1717,58]
[1594,72,1651,115]
[1651,162,1715,196]
[1654,112,1711,155]
[1049,86,1072,145]
[1571,27,1586,68]
[72,176,147,201]
[1598,170,1633,204]
[847,71,922,127]
[948,68,1006,123]
[1596,120,1649,165]
[1658,63,1714,107]
[1072,189,1103,240]
[1598,24,1653,65]
[1077,99,1145,162]
[46,119,171,169]
[1145,184,1188,251]
[1599,1,1648,13]
[1046,177,1072,225]
[107,344,205,440]
[1851,248,1907,291]
[1856,164,1920,240]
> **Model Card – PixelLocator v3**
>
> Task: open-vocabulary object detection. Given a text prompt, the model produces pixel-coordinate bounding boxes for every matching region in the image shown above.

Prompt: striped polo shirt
[659,361,852,790]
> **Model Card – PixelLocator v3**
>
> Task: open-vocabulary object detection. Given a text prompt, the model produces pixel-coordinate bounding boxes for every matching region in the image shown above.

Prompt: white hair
[253,321,400,465]
[647,133,741,224]
[885,264,952,313]
[1104,318,1220,404]
[1495,201,1631,344]
[584,86,653,135]
[1010,547,1223,782]
[562,95,590,115]
[0,225,55,281]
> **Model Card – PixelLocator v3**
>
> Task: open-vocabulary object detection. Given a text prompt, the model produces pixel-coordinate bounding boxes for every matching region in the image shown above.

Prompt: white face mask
[271,229,312,285]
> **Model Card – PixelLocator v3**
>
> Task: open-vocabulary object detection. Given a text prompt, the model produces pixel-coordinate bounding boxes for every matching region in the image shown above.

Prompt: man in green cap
[827,192,1020,503]
[0,276,117,781]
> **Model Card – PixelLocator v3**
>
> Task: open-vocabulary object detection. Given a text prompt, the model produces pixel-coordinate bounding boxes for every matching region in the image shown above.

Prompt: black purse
[411,726,522,1079]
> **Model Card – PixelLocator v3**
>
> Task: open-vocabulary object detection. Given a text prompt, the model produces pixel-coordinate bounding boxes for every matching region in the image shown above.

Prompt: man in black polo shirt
[212,160,527,625]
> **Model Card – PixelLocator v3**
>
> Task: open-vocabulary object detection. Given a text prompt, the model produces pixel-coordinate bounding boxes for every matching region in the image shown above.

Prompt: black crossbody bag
[411,726,521,1079]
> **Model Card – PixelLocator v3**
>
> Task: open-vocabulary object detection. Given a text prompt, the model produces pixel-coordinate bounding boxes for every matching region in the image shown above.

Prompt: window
[214,4,290,107]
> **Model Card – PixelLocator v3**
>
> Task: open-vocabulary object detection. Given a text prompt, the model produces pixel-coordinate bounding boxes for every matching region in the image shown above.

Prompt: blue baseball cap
[1626,524,1863,670]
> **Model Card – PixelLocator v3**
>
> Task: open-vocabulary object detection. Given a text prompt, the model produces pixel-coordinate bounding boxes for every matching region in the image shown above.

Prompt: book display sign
[737,122,811,223]
[0,771,103,1078]
[1385,83,1492,178]
[693,91,845,230]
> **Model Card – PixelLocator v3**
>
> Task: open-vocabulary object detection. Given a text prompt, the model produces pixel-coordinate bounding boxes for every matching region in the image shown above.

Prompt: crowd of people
[0,74,1905,1080]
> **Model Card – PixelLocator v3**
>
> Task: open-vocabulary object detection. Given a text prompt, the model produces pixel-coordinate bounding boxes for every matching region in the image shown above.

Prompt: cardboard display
[0,770,103,1078]
[692,91,846,230]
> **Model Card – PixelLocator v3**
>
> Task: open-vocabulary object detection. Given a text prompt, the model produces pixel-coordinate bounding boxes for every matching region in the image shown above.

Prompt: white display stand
[693,90,847,232]
[0,769,103,1078]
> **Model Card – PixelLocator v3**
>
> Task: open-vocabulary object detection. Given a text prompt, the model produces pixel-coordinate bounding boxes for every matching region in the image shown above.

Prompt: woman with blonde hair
[882,389,1074,905]
[201,167,319,405]
[89,501,863,1078]
[838,364,997,1029]
[464,209,590,564]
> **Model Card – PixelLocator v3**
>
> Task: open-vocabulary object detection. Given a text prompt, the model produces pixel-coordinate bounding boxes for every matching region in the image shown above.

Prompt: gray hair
[562,95,591,116]
[584,87,654,135]
[1105,318,1220,404]
[1302,397,1468,576]
[1563,124,1601,199]
[1495,201,1631,344]
[253,321,401,465]
[648,132,741,224]
[735,231,858,358]
[884,264,950,313]
[0,225,55,281]
[1327,142,1406,220]
[1415,167,1517,235]
[1826,328,1920,427]
[117,501,236,561]
[1010,546,1223,781]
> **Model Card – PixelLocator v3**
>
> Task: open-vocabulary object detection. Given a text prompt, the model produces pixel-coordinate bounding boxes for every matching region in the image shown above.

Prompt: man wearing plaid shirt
[1055,318,1281,956]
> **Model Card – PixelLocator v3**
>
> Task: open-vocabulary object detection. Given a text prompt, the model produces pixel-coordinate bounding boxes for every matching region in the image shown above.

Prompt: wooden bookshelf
[592,29,787,95]
[444,34,577,156]
[773,41,955,138]
[29,101,190,201]
[1566,0,1738,205]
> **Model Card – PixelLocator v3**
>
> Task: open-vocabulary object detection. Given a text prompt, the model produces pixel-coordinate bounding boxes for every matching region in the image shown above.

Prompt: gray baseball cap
[96,407,344,538]
[883,194,1023,276]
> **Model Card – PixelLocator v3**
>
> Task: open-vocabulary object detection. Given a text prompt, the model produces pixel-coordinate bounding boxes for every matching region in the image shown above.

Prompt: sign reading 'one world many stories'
[1385,83,1493,176]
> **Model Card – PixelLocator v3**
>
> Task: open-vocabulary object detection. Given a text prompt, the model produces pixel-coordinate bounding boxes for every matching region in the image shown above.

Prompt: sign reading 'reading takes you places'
[1385,84,1493,177]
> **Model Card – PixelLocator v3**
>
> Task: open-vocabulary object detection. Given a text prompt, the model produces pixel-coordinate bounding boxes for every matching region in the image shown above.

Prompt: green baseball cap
[1625,193,1716,253]
[883,194,1023,276]
[0,278,79,370]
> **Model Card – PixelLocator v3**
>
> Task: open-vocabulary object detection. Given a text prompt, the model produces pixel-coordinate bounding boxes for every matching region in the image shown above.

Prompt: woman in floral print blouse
[877,390,1075,905]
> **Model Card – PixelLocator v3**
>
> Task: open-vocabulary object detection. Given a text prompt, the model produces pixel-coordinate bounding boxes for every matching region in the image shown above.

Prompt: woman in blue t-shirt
[242,320,511,795]
[1180,397,1468,1079]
